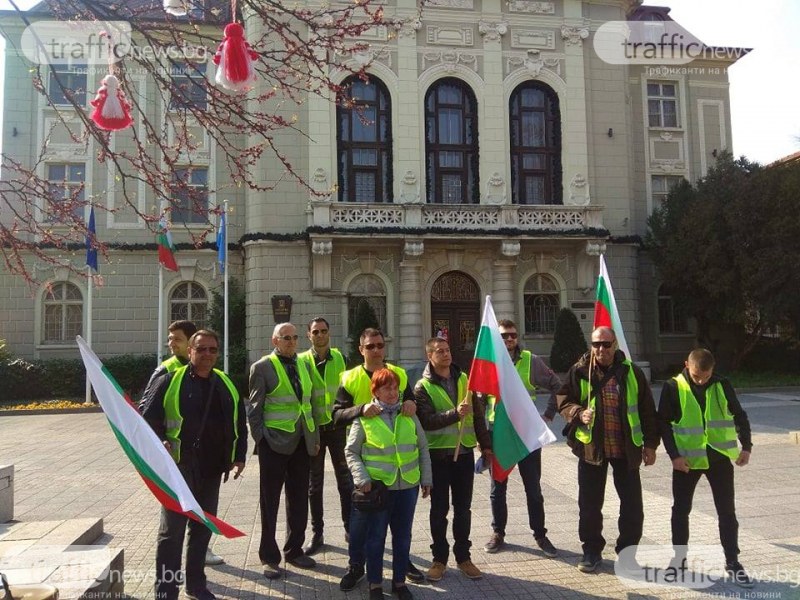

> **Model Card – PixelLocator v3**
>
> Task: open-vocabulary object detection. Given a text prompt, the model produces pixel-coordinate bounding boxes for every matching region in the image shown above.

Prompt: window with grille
[48,62,87,106]
[170,282,208,328]
[658,285,688,333]
[46,163,85,223]
[171,167,208,224]
[347,274,387,334]
[647,81,678,128]
[651,175,684,209]
[169,62,208,110]
[523,274,560,335]
[42,282,83,344]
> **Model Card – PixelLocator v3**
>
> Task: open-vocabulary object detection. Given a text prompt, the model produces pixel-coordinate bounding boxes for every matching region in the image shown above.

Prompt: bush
[0,358,50,401]
[208,278,248,391]
[549,308,588,372]
[347,300,380,366]
[104,354,159,398]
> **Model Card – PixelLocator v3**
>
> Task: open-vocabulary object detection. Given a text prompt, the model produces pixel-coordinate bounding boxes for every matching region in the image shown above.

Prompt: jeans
[577,458,643,555]
[671,457,739,562]
[155,463,221,600]
[308,425,352,536]
[430,453,474,563]
[365,487,419,585]
[490,448,547,539]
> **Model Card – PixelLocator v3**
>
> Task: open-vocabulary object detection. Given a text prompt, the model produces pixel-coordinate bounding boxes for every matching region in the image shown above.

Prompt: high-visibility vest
[262,354,317,434]
[671,374,739,469]
[576,360,643,446]
[162,355,186,373]
[300,348,345,426]
[360,414,421,486]
[419,374,476,449]
[341,363,408,406]
[163,366,240,463]
[486,350,537,425]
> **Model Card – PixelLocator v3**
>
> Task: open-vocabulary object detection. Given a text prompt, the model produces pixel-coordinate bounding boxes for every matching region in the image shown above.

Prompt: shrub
[104,354,159,398]
[0,358,49,401]
[549,308,588,372]
[347,300,380,366]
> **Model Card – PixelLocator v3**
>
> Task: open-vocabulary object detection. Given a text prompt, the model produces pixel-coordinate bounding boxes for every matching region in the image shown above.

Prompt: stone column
[492,240,520,318]
[479,19,509,204]
[398,241,424,366]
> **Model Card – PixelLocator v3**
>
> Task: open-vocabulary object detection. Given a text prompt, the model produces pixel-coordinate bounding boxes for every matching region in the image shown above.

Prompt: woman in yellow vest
[345,369,432,600]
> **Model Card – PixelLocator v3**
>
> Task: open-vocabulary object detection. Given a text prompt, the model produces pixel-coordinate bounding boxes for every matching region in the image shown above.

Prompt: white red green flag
[593,254,631,358]
[77,336,245,538]
[468,296,556,481]
[157,215,179,272]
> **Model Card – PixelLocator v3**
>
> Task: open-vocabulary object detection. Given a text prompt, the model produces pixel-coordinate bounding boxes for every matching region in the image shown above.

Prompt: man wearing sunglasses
[557,326,659,574]
[332,327,425,591]
[140,330,247,600]
[299,317,351,556]
[248,322,323,580]
[483,319,562,558]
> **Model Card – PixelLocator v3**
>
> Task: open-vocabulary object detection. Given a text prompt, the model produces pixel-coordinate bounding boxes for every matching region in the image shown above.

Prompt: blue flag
[216,210,226,273]
[86,207,99,272]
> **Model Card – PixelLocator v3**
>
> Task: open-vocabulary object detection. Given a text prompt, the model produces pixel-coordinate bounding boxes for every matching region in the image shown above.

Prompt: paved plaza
[2,387,800,599]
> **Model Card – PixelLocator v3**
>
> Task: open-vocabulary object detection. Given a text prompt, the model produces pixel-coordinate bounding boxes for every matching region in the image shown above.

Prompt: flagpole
[157,264,164,365]
[222,200,229,373]
[84,264,94,405]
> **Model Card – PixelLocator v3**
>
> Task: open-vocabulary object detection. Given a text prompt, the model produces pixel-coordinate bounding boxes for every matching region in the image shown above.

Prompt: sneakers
[262,563,281,580]
[535,536,558,558]
[426,561,446,582]
[405,561,424,583]
[303,533,324,556]
[457,560,483,580]
[577,552,602,573]
[204,549,224,566]
[287,554,317,569]
[725,561,754,588]
[340,564,365,591]
[185,588,216,600]
[483,532,505,554]
[391,583,414,600]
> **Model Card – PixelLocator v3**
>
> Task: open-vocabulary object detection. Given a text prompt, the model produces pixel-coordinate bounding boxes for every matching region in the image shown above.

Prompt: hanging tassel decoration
[164,0,188,16]
[90,74,133,131]
[213,22,258,92]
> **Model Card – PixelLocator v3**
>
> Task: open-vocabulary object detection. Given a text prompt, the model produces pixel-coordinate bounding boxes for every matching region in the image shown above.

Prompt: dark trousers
[258,439,310,565]
[578,458,643,555]
[671,458,739,563]
[365,487,419,585]
[155,463,221,600]
[430,453,475,564]
[490,448,546,539]
[308,425,352,536]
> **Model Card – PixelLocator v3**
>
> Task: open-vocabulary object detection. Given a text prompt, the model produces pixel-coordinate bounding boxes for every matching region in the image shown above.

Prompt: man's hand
[457,400,472,418]
[313,443,320,456]
[672,456,691,473]
[421,485,431,499]
[360,481,372,493]
[642,447,656,466]
[401,399,417,417]
[579,408,593,425]
[362,403,382,417]
[232,462,245,479]
[735,450,750,467]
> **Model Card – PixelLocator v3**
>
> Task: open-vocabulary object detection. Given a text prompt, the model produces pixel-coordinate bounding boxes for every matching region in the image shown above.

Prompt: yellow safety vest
[486,350,537,425]
[341,363,408,406]
[576,360,643,446]
[163,366,240,463]
[262,354,317,434]
[162,355,186,372]
[671,374,739,469]
[419,374,476,449]
[360,414,420,486]
[300,348,345,426]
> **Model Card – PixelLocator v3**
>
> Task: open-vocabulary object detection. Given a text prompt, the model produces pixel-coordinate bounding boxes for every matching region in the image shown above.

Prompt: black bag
[351,480,387,512]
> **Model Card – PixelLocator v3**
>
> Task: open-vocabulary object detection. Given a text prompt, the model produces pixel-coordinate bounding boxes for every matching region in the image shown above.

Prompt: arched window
[347,274,387,334]
[424,78,479,204]
[523,274,560,335]
[337,75,392,203]
[43,282,83,344]
[658,285,688,333]
[170,282,208,328]
[509,82,562,204]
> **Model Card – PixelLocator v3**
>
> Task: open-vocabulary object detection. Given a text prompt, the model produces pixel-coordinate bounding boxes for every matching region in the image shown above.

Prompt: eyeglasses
[279,335,299,341]
[193,346,219,354]
[310,329,329,336]
[591,341,613,349]
[362,342,385,351]
[500,332,518,340]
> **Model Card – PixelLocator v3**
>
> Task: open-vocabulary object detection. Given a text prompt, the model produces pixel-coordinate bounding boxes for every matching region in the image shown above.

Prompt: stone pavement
[2,387,800,600]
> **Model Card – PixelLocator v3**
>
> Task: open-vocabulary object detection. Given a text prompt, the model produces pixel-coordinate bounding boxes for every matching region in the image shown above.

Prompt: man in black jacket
[140,330,247,600]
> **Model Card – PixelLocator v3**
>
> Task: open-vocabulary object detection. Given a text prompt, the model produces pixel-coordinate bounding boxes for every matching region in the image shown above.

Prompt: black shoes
[405,561,424,583]
[391,582,414,600]
[725,561,754,588]
[369,586,384,600]
[577,552,602,573]
[287,554,317,569]
[185,588,216,600]
[535,536,558,558]
[303,533,324,556]
[340,564,366,591]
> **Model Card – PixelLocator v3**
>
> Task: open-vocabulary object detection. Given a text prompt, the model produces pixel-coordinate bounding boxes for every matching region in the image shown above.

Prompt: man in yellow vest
[483,319,561,558]
[248,322,322,579]
[414,337,491,582]
[658,348,753,588]
[299,317,351,555]
[558,326,659,573]
[332,327,425,591]
[140,330,247,600]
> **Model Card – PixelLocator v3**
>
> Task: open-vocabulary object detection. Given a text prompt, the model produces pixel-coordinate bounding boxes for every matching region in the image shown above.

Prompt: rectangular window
[651,175,684,209]
[48,63,88,106]
[171,167,209,224]
[647,81,678,128]
[169,63,208,110]
[46,163,85,222]
[658,295,688,334]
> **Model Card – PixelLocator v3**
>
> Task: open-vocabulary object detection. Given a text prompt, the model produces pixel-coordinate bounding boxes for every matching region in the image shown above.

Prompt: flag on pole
[216,210,226,274]
[157,214,179,272]
[85,207,99,272]
[76,336,245,538]
[468,296,556,480]
[593,255,631,359]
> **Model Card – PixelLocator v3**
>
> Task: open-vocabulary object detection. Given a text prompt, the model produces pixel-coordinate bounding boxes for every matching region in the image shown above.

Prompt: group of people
[138,317,755,600]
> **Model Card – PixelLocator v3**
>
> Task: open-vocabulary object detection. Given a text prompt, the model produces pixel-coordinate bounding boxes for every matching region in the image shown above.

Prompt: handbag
[351,479,387,512]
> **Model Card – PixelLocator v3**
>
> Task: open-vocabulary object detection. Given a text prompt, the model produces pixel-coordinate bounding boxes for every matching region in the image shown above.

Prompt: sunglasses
[310,329,329,335]
[362,342,385,351]
[500,332,518,340]
[279,334,299,341]
[193,346,219,354]
[591,341,613,349]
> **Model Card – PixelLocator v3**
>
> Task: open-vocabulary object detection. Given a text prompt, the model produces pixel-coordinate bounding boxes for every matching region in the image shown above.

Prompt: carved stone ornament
[561,24,590,46]
[427,26,474,47]
[585,241,606,256]
[507,51,561,78]
[312,240,333,255]
[485,172,506,205]
[404,240,424,257]
[507,0,555,14]
[311,168,332,201]
[569,173,591,206]
[394,17,422,39]
[423,51,478,74]
[425,0,474,8]
[400,170,421,203]
[313,168,328,183]
[501,240,521,257]
[478,21,509,42]
[660,131,674,141]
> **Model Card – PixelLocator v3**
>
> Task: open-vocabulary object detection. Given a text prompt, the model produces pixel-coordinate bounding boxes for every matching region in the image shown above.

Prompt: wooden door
[430,272,480,372]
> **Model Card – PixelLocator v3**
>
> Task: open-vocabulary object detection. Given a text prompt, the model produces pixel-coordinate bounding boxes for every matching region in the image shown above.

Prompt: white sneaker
[205,549,224,565]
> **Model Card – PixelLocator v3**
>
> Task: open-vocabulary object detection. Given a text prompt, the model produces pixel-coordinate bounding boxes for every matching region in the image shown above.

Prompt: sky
[0,0,797,165]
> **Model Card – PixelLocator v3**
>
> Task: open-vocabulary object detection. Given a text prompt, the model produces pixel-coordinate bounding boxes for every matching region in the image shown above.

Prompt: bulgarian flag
[593,254,631,359]
[157,215,179,272]
[468,296,556,482]
[77,336,245,538]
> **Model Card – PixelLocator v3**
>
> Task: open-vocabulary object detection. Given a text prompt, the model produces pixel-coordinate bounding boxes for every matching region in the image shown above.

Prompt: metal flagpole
[157,263,164,365]
[223,200,229,373]
[84,264,93,404]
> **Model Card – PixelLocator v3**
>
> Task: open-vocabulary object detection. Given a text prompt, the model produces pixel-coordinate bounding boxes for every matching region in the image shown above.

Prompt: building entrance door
[430,271,480,372]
